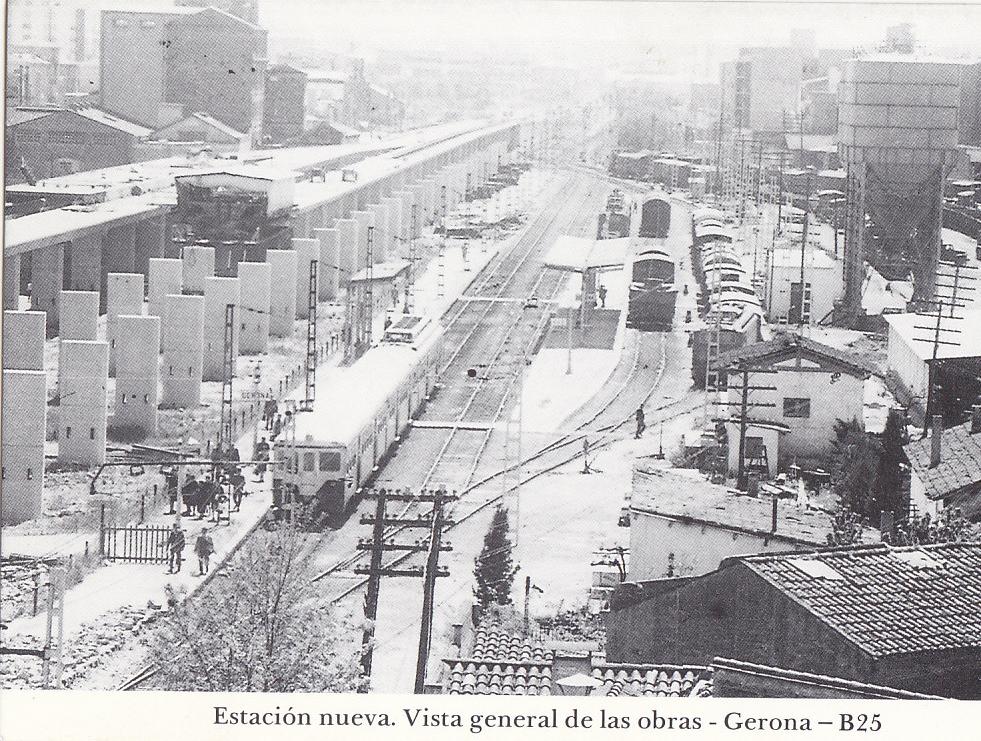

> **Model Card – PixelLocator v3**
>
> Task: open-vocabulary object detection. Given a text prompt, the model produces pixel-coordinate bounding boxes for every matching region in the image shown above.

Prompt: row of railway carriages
[688,207,767,389]
[272,316,444,527]
[626,194,677,331]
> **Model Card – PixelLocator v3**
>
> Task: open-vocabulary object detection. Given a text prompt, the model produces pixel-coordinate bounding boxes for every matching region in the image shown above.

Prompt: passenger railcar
[273,316,444,526]
[638,195,671,239]
[627,245,678,331]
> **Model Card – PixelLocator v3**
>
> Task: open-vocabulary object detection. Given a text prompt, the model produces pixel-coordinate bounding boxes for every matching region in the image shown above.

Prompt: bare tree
[153,527,365,692]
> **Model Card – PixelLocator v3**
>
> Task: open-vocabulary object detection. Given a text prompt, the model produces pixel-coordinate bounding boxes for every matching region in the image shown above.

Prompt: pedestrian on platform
[635,406,646,439]
[166,523,186,574]
[195,528,215,576]
[598,284,608,308]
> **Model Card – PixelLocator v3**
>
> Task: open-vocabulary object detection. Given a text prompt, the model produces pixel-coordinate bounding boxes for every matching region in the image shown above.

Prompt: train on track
[638,194,671,239]
[688,207,766,389]
[272,315,444,527]
[598,188,631,239]
[626,244,678,331]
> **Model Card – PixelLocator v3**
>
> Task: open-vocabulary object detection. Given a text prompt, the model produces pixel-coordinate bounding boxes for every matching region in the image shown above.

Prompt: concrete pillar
[267,250,297,337]
[350,210,375,273]
[182,244,215,294]
[112,314,159,438]
[161,294,204,408]
[238,261,271,354]
[103,223,137,274]
[381,196,404,248]
[367,203,392,262]
[2,310,45,370]
[58,340,108,466]
[313,227,339,301]
[1,369,46,524]
[394,191,415,240]
[334,218,358,285]
[67,232,101,292]
[30,243,64,335]
[292,238,320,319]
[106,272,144,376]
[147,258,183,349]
[134,215,167,277]
[202,276,240,382]
[3,253,21,311]
[59,291,99,341]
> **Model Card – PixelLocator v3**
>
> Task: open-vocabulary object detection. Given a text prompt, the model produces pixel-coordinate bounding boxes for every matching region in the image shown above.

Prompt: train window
[303,451,315,472]
[319,451,341,471]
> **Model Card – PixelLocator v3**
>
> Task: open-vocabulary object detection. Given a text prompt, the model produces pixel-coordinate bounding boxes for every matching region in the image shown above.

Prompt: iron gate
[104,525,170,563]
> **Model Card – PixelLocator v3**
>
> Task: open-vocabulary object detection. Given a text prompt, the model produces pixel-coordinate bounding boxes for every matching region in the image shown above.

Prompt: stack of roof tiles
[590,664,711,697]
[443,625,554,696]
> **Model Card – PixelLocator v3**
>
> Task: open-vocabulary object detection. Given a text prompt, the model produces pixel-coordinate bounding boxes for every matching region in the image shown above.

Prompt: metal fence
[103,525,170,564]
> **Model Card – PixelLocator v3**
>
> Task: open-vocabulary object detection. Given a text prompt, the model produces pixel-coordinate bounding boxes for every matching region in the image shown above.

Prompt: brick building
[606,543,981,698]
[5,106,151,184]
[263,64,307,144]
[100,7,267,142]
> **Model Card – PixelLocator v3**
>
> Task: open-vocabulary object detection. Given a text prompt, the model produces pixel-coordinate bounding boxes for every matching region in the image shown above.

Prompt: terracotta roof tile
[443,625,554,696]
[715,333,871,376]
[904,420,981,501]
[590,664,712,697]
[740,543,981,657]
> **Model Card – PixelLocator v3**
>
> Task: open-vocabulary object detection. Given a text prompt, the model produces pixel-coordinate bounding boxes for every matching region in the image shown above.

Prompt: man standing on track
[635,406,646,439]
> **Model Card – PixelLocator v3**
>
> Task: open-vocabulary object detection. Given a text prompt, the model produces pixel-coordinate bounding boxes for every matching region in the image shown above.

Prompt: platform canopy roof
[544,235,632,272]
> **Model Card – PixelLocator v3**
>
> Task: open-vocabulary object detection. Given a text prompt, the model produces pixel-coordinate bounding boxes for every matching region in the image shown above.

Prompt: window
[90,427,96,440]
[319,450,341,471]
[65,426,72,439]
[143,394,149,404]
[121,395,128,404]
[1,467,5,480]
[303,451,315,472]
[26,468,33,480]
[783,397,811,418]
[189,366,194,376]
[169,365,174,376]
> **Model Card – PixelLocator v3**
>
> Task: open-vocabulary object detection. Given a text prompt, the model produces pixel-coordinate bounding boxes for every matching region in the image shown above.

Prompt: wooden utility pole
[355,488,457,692]
[797,169,813,328]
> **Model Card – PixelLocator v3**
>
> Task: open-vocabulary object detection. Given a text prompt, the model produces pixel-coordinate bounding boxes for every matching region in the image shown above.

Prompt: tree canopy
[474,506,518,611]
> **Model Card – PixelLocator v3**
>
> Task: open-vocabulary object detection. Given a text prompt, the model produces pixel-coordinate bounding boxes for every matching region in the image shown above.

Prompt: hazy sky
[258,0,981,57]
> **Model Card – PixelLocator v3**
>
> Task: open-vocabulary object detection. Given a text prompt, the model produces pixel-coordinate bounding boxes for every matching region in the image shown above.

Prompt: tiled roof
[904,420,981,500]
[740,543,981,657]
[470,625,554,664]
[590,664,711,697]
[444,661,552,695]
[631,467,837,546]
[715,333,871,376]
[442,625,555,695]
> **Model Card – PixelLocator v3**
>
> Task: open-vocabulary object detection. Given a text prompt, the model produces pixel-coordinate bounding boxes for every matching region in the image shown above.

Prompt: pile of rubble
[0,560,51,621]
[0,603,165,689]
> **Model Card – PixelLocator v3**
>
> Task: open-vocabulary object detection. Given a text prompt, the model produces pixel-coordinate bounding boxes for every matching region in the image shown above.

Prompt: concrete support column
[111,314,160,439]
[1,369,46,524]
[147,258,183,349]
[3,253,21,311]
[106,272,144,376]
[367,204,391,262]
[350,211,375,273]
[135,215,167,277]
[291,238,320,319]
[59,291,99,341]
[103,223,137,274]
[381,196,404,251]
[67,232,102,292]
[267,250,297,338]
[58,340,108,466]
[161,294,204,408]
[238,261,271,354]
[181,244,215,294]
[334,218,358,288]
[2,310,45,370]
[29,243,64,335]
[202,277,240,382]
[313,227,339,301]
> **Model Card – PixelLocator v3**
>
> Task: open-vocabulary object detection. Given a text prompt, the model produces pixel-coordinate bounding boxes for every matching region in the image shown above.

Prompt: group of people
[165,523,214,576]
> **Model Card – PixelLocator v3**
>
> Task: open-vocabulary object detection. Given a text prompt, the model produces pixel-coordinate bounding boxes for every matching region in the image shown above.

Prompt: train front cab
[273,443,349,527]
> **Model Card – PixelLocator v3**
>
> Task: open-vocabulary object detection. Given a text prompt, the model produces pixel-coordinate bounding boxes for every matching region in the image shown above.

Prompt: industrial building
[838,56,962,315]
[264,64,307,144]
[99,6,267,140]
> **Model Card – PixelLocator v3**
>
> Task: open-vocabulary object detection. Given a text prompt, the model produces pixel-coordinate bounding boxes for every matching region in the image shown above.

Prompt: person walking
[166,523,186,574]
[598,284,608,309]
[194,528,215,576]
[635,406,646,439]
